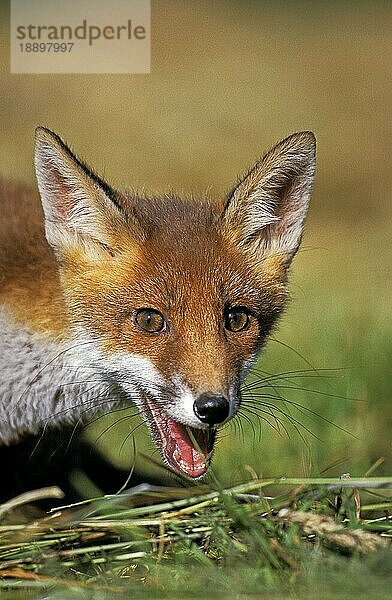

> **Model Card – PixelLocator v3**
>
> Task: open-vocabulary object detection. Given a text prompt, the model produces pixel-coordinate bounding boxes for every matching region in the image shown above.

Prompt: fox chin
[0,129,315,480]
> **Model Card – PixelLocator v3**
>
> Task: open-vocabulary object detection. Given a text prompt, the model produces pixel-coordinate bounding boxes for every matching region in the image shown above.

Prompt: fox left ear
[34,127,131,261]
[222,131,316,266]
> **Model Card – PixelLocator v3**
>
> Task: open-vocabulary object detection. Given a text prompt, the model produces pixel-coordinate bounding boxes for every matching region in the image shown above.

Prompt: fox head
[34,128,316,478]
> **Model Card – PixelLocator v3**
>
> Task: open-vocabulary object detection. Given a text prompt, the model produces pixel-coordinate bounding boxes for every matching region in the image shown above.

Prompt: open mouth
[144,399,216,478]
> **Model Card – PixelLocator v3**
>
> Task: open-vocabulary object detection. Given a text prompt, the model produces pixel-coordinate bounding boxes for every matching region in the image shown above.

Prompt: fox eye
[224,307,251,333]
[135,308,165,333]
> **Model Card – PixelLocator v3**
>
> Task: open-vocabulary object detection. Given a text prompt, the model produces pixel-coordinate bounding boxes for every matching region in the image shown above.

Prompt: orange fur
[0,180,68,337]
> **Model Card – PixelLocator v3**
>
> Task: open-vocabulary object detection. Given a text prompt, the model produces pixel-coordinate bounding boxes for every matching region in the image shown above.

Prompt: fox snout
[122,360,243,478]
[168,373,239,428]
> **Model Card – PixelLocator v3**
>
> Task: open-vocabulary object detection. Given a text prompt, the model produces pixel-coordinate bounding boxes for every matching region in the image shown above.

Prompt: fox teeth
[173,446,181,464]
[173,445,203,471]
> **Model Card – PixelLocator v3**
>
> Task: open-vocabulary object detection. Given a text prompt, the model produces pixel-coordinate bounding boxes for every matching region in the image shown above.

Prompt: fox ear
[222,131,316,266]
[34,127,127,260]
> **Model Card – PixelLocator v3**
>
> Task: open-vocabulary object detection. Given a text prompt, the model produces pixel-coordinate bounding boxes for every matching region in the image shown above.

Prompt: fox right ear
[34,127,128,260]
[222,132,316,267]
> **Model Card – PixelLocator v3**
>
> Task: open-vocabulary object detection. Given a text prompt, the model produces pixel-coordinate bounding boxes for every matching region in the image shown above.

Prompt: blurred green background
[0,1,390,486]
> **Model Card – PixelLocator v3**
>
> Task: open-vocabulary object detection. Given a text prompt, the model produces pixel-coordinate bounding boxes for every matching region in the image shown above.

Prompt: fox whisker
[240,402,318,444]
[239,405,290,437]
[119,421,146,456]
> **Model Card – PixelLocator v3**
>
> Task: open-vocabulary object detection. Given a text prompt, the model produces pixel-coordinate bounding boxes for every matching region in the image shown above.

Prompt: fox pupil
[135,309,165,333]
[225,308,250,333]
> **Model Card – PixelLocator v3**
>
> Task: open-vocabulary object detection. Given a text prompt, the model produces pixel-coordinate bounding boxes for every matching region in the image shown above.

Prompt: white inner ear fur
[223,132,316,262]
[34,128,123,258]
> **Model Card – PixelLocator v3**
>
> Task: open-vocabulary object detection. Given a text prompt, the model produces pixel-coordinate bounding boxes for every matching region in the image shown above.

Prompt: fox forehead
[121,193,221,235]
[64,195,287,317]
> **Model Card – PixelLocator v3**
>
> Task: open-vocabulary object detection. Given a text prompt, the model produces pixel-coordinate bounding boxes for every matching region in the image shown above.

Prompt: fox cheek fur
[0,128,315,479]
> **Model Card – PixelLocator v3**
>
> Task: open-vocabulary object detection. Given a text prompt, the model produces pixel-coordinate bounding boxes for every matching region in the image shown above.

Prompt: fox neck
[0,311,129,445]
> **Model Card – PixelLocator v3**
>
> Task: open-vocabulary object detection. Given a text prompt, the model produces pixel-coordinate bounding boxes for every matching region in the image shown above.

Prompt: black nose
[193,393,230,425]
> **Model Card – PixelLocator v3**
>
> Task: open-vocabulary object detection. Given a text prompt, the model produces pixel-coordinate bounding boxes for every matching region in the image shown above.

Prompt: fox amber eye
[225,307,250,333]
[135,309,165,333]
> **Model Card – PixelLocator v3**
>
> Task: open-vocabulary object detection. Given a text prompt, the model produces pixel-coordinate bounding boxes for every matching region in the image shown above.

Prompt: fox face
[34,128,316,478]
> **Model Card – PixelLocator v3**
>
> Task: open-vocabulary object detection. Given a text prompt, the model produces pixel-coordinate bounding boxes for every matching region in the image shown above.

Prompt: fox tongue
[146,399,212,477]
[165,420,208,478]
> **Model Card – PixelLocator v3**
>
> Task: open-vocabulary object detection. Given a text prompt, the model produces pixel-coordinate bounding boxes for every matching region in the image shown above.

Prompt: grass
[2,278,390,599]
[0,477,391,599]
[0,1,391,596]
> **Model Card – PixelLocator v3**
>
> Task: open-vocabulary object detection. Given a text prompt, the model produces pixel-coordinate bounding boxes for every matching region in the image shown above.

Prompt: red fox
[0,129,315,480]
